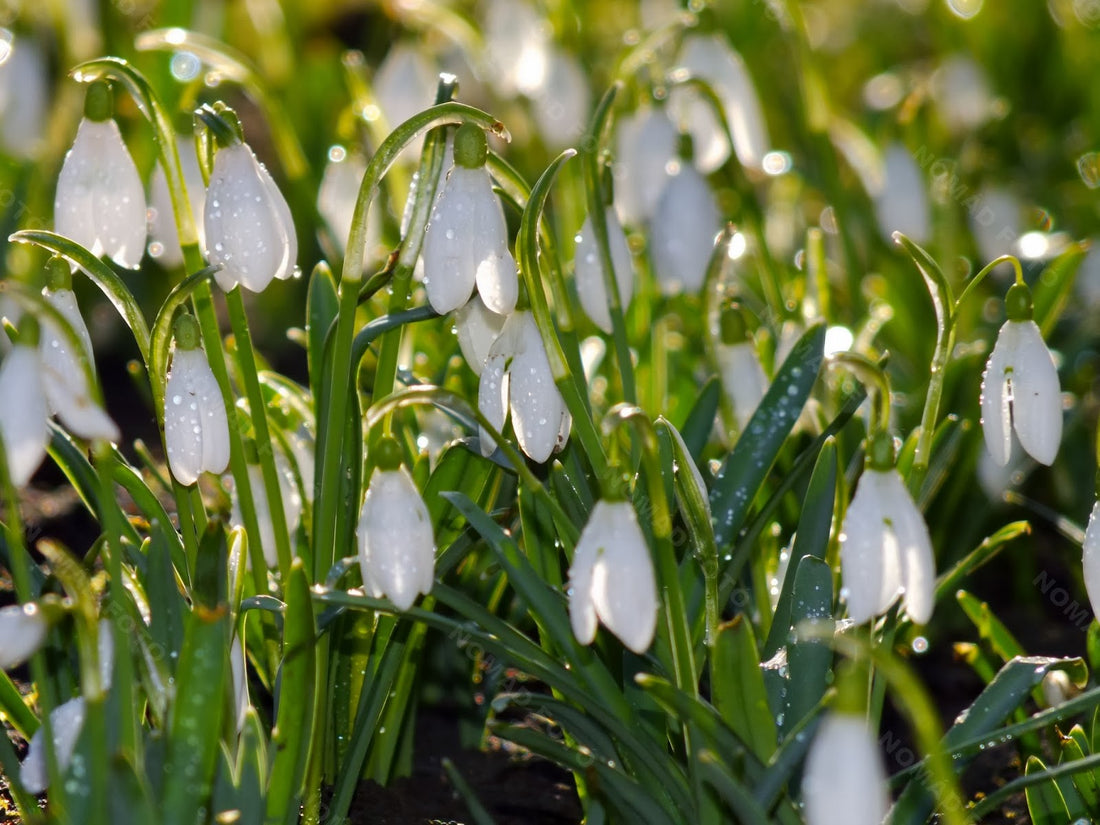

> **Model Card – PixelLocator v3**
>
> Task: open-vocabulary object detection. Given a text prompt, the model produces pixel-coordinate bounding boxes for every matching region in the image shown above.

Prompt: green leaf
[710,617,776,761]
[956,589,1026,664]
[680,377,722,459]
[1025,755,1071,825]
[782,557,833,738]
[1033,240,1090,336]
[306,262,338,412]
[1059,728,1100,810]
[894,232,954,331]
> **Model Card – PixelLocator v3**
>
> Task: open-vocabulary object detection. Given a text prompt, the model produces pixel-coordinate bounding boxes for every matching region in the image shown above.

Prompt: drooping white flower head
[356,440,435,611]
[39,259,118,442]
[715,305,767,432]
[0,603,48,669]
[0,32,48,158]
[232,445,302,569]
[317,146,384,271]
[529,48,591,150]
[872,143,930,244]
[20,696,87,794]
[374,43,438,157]
[614,106,679,227]
[802,712,890,825]
[148,134,207,269]
[650,150,721,294]
[204,126,297,293]
[933,55,993,134]
[422,124,518,316]
[230,633,249,731]
[840,460,936,626]
[0,332,49,487]
[478,311,570,463]
[54,82,147,269]
[164,314,230,486]
[574,206,635,334]
[568,498,659,654]
[455,294,507,375]
[980,283,1062,467]
[969,186,1021,267]
[482,0,550,97]
[1082,502,1100,620]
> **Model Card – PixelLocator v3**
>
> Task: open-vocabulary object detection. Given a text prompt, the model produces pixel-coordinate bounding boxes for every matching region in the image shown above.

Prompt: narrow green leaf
[1059,729,1100,809]
[680,377,721,460]
[1033,240,1090,336]
[782,557,833,738]
[932,522,1029,605]
[1025,755,1071,825]
[306,262,338,411]
[957,589,1026,664]
[710,617,777,761]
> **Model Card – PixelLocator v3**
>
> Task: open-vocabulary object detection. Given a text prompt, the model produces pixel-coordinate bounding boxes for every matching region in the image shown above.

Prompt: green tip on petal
[84,80,113,122]
[866,430,896,471]
[676,131,695,163]
[719,302,749,344]
[374,436,404,472]
[17,315,41,347]
[44,257,71,291]
[172,313,202,350]
[1005,282,1033,321]
[454,123,488,169]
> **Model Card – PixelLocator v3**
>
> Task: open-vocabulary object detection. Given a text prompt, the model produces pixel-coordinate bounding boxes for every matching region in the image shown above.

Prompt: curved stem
[827,351,892,435]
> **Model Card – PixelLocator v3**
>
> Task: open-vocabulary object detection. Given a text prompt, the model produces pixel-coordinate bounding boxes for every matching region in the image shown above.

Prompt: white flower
[716,340,768,431]
[802,713,890,825]
[422,158,517,315]
[0,603,48,669]
[872,143,930,244]
[0,342,48,487]
[840,467,935,625]
[482,0,550,97]
[650,160,721,294]
[969,186,1020,266]
[455,294,507,375]
[55,111,147,268]
[1082,501,1100,619]
[232,450,302,568]
[148,135,206,268]
[356,465,435,611]
[317,147,384,270]
[20,696,87,794]
[0,33,48,158]
[230,634,249,730]
[39,286,118,441]
[164,325,230,486]
[374,43,438,156]
[574,207,635,334]
[568,499,659,654]
[614,106,678,226]
[933,56,993,134]
[529,48,591,150]
[205,141,298,292]
[980,318,1061,466]
[478,311,569,463]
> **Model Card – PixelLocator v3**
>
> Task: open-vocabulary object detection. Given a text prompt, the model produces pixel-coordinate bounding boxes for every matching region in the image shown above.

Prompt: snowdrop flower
[0,603,48,669]
[871,143,930,244]
[714,305,767,432]
[969,186,1021,267]
[1077,242,1100,305]
[568,498,658,654]
[374,43,438,156]
[422,124,517,315]
[455,295,507,375]
[1083,501,1100,620]
[356,438,435,611]
[39,258,118,441]
[164,314,230,486]
[614,106,678,226]
[933,56,994,134]
[20,695,87,794]
[483,0,550,97]
[840,434,935,625]
[148,134,206,268]
[54,81,147,269]
[0,323,48,487]
[232,444,302,568]
[650,142,721,294]
[802,711,890,825]
[529,48,591,150]
[479,311,570,463]
[574,206,635,334]
[0,32,48,158]
[204,119,297,292]
[980,282,1061,466]
[317,146,384,270]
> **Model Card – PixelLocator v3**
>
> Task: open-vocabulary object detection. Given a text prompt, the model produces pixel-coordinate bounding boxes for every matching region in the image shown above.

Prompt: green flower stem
[827,351,892,435]
[225,287,293,579]
[314,102,506,583]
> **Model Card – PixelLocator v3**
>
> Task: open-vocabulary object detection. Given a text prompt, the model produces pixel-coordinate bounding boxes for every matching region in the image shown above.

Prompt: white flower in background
[568,499,658,654]
[39,259,118,441]
[530,48,591,150]
[230,634,249,730]
[374,43,438,157]
[356,439,435,611]
[317,146,384,270]
[933,55,993,134]
[148,135,207,269]
[483,0,550,97]
[872,143,930,244]
[574,207,635,334]
[54,81,147,269]
[714,308,767,431]
[667,33,771,173]
[840,464,935,625]
[455,295,507,375]
[614,106,678,226]
[969,186,1021,267]
[1081,502,1100,625]
[980,284,1061,466]
[1077,241,1100,305]
[164,314,230,486]
[0,334,48,487]
[0,603,48,669]
[20,695,87,794]
[232,447,302,569]
[422,124,517,315]
[802,712,890,825]
[0,32,48,158]
[479,311,570,463]
[976,438,1032,502]
[650,152,721,294]
[286,424,315,503]
[205,137,298,292]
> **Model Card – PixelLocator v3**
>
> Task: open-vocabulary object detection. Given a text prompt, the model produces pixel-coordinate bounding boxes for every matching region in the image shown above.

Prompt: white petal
[482,0,550,97]
[840,470,888,625]
[568,514,600,645]
[716,341,768,430]
[317,151,384,269]
[478,354,509,457]
[231,634,248,730]
[374,44,438,154]
[933,56,992,134]
[614,107,678,226]
[455,295,507,375]
[802,713,890,825]
[0,345,48,486]
[165,347,230,486]
[650,165,721,294]
[20,697,87,795]
[1005,320,1061,466]
[530,49,591,150]
[55,118,147,268]
[879,470,936,625]
[1084,502,1100,619]
[0,36,48,158]
[509,313,564,463]
[475,247,519,315]
[574,209,635,334]
[356,468,436,610]
[148,136,206,267]
[0,603,47,669]
[873,143,930,244]
[588,501,658,654]
[204,143,294,293]
[422,166,489,313]
[980,323,1014,467]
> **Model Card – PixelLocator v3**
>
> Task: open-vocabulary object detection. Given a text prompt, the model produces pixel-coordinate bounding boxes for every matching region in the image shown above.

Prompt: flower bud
[574,207,635,334]
[0,338,49,487]
[650,157,721,294]
[0,603,48,669]
[20,696,87,794]
[802,712,890,825]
